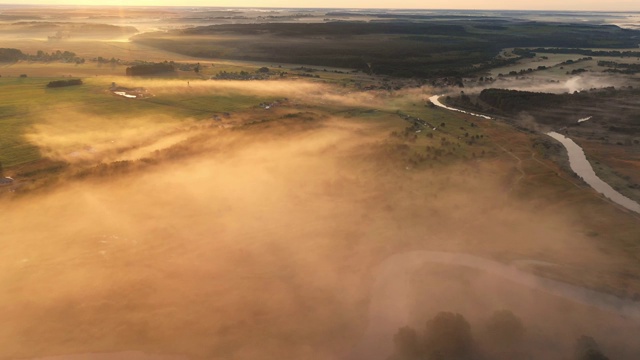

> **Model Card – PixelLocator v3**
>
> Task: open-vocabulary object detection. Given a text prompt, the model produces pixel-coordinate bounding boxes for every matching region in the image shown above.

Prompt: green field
[0,74,280,168]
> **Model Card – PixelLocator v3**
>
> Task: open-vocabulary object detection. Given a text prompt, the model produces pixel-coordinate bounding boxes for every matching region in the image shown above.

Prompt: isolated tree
[574,336,609,360]
[0,48,25,62]
[424,312,474,360]
[484,310,525,350]
[388,326,422,360]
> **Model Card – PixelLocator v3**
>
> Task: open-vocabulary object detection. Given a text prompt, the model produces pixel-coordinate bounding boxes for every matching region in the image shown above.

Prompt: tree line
[598,60,640,75]
[125,62,175,76]
[46,79,83,88]
[388,310,609,360]
[0,48,84,64]
[524,47,640,58]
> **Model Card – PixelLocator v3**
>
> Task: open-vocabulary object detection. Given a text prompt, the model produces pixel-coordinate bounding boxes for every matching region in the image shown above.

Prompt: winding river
[547,132,640,213]
[430,95,640,214]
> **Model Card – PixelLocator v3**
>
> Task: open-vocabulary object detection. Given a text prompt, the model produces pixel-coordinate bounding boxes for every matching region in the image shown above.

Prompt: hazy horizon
[2,1,640,12]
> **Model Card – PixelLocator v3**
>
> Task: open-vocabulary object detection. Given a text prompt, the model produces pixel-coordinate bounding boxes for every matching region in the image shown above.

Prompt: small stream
[113,91,137,99]
[429,95,493,119]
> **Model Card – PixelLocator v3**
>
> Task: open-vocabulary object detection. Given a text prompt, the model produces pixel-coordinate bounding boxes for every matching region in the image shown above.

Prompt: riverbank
[548,131,640,213]
[431,95,640,214]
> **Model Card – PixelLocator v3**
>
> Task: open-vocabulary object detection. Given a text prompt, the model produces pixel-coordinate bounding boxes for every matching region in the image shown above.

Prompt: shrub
[46,79,83,88]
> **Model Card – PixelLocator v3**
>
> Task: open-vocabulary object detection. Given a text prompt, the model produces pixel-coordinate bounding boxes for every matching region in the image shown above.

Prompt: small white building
[0,177,14,186]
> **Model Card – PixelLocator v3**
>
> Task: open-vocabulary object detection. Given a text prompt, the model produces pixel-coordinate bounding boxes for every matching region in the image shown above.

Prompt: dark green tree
[574,336,609,360]
[388,326,423,360]
[481,309,526,360]
[424,312,474,360]
[0,48,25,62]
[485,310,524,347]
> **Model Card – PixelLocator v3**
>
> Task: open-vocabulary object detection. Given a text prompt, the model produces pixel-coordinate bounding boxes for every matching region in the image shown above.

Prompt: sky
[5,0,640,12]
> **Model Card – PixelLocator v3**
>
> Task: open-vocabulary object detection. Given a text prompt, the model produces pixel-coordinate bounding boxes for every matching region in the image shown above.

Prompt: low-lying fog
[461,73,636,95]
[2,79,639,360]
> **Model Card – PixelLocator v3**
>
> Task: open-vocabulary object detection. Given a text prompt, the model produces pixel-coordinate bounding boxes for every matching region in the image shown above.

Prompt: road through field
[348,250,640,360]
